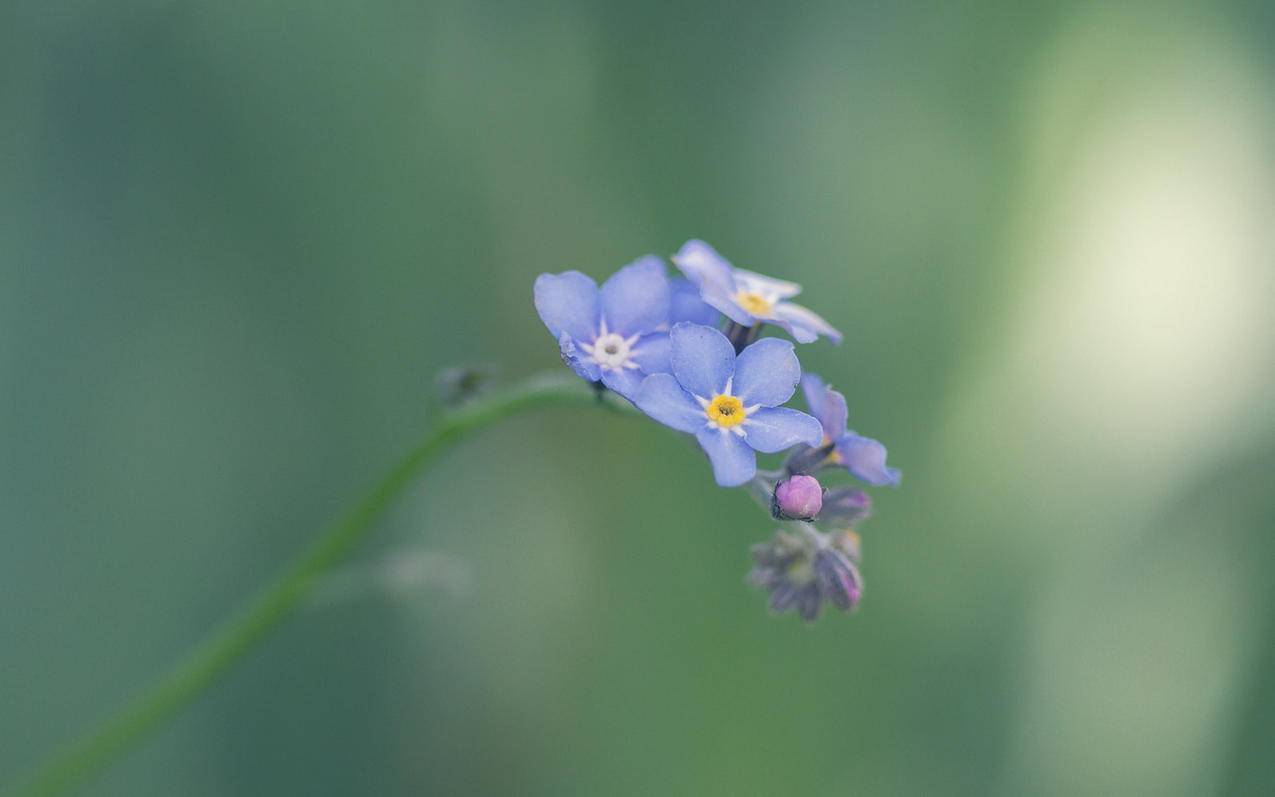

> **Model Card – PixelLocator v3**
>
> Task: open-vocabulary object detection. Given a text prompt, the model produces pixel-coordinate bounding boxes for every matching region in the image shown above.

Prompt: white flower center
[579,320,640,372]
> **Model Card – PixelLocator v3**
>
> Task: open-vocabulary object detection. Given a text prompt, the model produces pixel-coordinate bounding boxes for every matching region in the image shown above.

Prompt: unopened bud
[772,474,824,520]
[819,488,872,527]
[784,442,835,476]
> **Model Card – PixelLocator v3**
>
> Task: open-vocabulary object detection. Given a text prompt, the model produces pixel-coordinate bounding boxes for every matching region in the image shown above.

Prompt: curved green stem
[7,372,633,797]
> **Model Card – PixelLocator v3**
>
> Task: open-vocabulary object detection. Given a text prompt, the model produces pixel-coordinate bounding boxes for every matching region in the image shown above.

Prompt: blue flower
[672,239,842,344]
[635,323,823,487]
[800,373,901,487]
[534,256,672,400]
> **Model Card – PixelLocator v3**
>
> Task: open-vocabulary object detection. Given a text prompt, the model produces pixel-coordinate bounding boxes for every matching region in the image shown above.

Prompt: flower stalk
[5,372,633,797]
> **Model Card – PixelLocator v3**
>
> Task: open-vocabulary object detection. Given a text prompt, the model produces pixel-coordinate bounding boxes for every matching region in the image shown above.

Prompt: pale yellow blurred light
[936,12,1273,797]
[942,20,1274,527]
[1011,61,1273,496]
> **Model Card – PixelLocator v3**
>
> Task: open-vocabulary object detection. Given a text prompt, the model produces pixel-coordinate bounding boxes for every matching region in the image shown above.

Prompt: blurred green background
[4,1,1275,795]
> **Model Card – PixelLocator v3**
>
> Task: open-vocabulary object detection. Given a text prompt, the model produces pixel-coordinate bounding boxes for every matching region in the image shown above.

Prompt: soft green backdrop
[4,1,1274,795]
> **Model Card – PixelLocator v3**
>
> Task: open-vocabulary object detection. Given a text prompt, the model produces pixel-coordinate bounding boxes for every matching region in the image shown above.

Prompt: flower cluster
[534,240,899,621]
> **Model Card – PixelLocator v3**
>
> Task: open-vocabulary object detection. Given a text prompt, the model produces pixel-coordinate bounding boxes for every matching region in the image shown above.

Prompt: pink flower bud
[772,474,824,521]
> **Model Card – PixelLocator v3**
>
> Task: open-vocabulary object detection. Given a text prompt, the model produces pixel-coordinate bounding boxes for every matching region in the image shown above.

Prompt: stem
[7,372,633,797]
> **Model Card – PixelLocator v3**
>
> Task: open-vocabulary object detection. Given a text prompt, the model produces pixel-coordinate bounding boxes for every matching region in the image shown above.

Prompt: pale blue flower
[672,240,842,344]
[534,256,671,400]
[635,323,823,487]
[801,373,901,487]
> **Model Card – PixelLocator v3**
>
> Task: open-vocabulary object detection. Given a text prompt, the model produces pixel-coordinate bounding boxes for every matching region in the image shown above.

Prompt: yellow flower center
[735,291,773,316]
[706,394,747,428]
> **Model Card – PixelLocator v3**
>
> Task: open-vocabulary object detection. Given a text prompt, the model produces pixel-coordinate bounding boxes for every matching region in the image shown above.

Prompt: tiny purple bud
[820,487,873,527]
[773,474,824,521]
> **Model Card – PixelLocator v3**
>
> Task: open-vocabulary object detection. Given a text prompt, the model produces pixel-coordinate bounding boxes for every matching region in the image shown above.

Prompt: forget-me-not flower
[635,322,823,486]
[528,242,900,621]
[798,373,901,487]
[672,240,842,344]
[534,256,672,400]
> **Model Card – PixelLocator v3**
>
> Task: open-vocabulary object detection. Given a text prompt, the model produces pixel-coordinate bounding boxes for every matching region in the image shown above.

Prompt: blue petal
[742,407,823,453]
[635,373,704,433]
[600,255,670,336]
[600,368,642,401]
[672,240,755,326]
[672,240,735,296]
[695,427,757,486]
[733,337,801,407]
[669,322,735,399]
[559,333,600,382]
[534,271,600,342]
[835,434,901,487]
[801,373,847,440]
[629,332,671,375]
[770,301,842,344]
[669,277,721,326]
[800,373,830,433]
